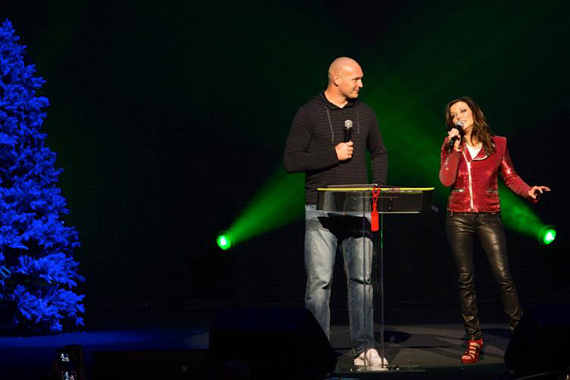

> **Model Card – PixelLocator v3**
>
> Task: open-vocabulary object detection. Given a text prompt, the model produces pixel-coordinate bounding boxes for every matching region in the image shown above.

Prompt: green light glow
[217,232,233,251]
[544,230,556,245]
[538,226,557,246]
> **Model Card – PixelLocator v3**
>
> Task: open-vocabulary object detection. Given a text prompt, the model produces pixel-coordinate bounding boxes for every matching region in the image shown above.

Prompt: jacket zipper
[463,150,474,211]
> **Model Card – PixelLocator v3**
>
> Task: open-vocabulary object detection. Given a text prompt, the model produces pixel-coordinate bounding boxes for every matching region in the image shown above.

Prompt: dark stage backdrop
[2,0,569,325]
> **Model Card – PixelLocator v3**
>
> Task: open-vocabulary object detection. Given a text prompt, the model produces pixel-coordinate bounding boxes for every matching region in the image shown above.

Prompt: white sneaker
[354,348,389,367]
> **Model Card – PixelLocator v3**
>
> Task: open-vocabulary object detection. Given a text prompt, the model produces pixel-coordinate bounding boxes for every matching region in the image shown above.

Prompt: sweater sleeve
[283,106,339,173]
[367,114,388,186]
[439,138,461,187]
[500,139,534,201]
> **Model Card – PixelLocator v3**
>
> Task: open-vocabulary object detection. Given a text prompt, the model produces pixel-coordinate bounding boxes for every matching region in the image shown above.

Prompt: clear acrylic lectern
[317,186,434,372]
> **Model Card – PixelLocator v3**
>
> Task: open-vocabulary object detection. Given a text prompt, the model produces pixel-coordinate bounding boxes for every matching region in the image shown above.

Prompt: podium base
[334,364,425,377]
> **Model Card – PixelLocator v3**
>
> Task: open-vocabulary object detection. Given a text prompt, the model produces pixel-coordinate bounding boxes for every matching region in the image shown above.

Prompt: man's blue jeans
[304,204,375,356]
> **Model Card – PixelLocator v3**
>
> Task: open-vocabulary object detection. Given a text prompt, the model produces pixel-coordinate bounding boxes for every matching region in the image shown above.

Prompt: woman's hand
[447,128,462,151]
[528,185,551,200]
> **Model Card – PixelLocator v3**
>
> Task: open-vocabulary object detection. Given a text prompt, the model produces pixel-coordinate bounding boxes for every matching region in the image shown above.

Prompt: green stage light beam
[220,170,305,247]
[498,184,549,239]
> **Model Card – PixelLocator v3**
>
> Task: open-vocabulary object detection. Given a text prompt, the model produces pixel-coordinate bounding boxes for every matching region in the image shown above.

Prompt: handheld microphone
[344,119,353,142]
[448,121,464,152]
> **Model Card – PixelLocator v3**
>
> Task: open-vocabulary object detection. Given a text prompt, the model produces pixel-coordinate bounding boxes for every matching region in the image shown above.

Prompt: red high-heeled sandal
[461,339,483,364]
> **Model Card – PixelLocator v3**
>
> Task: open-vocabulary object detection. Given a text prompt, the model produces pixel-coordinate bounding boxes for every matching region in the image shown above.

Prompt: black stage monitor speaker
[93,349,209,380]
[504,303,570,378]
[209,307,337,380]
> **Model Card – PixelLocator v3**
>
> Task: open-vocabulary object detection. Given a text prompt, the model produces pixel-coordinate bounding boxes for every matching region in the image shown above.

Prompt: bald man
[284,57,388,367]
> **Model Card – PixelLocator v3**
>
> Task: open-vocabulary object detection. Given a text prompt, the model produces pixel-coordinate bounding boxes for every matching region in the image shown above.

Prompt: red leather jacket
[439,136,534,212]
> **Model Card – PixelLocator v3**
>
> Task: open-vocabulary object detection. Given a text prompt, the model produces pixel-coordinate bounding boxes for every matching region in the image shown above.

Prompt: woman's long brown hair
[445,97,495,154]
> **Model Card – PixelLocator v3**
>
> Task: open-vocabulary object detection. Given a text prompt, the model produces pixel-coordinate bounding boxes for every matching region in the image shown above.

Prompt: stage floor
[331,323,510,379]
[0,311,512,379]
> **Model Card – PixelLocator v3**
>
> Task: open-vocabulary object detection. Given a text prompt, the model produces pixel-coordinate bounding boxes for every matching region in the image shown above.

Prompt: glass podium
[316,185,434,373]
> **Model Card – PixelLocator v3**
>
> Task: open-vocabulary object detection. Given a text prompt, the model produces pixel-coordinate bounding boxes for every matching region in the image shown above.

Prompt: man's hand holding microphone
[336,119,354,161]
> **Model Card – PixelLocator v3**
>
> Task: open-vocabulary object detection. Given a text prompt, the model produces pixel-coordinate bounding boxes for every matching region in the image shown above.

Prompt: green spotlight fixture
[217,231,234,251]
[538,225,557,246]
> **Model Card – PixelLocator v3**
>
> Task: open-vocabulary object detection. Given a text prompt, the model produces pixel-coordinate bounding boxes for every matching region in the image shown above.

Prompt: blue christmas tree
[0,19,84,334]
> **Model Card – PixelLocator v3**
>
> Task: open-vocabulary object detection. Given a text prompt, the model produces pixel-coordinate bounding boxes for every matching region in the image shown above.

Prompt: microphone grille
[456,120,464,127]
[344,119,353,129]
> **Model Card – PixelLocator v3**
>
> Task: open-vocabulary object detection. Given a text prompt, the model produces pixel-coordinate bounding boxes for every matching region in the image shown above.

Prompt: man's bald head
[325,57,364,104]
[328,57,361,81]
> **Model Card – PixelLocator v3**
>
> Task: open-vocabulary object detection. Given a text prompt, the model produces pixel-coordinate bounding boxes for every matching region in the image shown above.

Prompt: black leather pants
[446,212,522,339]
